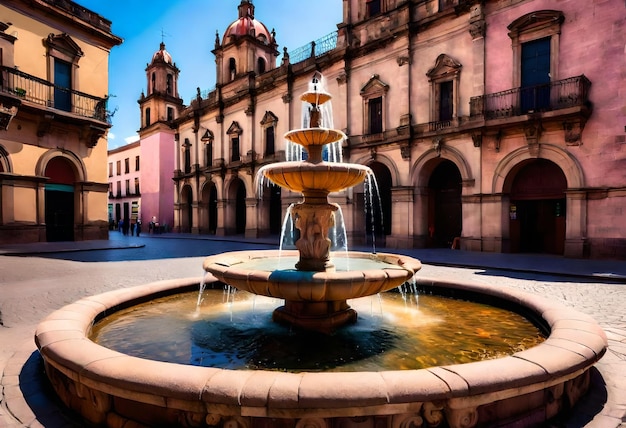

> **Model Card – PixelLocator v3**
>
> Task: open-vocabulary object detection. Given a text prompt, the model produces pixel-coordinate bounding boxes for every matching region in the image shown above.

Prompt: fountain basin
[284,127,345,148]
[35,276,606,428]
[261,161,369,194]
[203,250,421,333]
[203,250,419,301]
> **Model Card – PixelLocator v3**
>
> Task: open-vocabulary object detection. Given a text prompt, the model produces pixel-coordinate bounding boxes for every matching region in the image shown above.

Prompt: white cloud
[125,135,140,144]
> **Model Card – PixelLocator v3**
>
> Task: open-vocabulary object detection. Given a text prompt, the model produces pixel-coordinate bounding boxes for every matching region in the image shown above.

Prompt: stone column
[564,189,587,258]
[388,186,413,248]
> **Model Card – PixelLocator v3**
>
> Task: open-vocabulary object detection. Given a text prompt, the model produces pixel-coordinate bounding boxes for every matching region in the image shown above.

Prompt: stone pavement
[0,233,625,427]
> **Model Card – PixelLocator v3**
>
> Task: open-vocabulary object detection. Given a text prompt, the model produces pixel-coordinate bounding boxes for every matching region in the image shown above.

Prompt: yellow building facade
[0,0,121,243]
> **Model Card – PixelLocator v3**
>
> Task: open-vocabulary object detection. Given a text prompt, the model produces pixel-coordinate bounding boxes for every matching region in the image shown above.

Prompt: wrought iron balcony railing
[470,75,591,120]
[0,65,109,122]
[287,31,338,64]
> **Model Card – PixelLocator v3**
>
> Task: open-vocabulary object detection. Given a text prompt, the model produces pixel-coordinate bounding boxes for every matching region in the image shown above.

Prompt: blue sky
[78,0,343,149]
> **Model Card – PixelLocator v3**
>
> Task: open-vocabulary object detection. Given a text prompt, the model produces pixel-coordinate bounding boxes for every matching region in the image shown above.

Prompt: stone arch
[411,146,472,189]
[492,144,584,193]
[40,153,83,242]
[36,149,86,182]
[493,143,586,257]
[410,146,470,249]
[352,152,401,187]
[179,184,193,233]
[200,179,219,235]
[224,175,247,235]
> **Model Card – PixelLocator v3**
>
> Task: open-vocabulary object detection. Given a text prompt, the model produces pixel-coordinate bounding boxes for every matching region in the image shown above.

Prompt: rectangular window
[368,97,383,134]
[135,155,140,171]
[124,158,130,174]
[116,160,121,176]
[367,0,381,17]
[108,162,113,177]
[231,137,240,162]
[205,142,213,167]
[439,81,453,121]
[116,181,121,197]
[145,108,151,126]
[125,179,130,196]
[167,107,174,122]
[134,177,140,195]
[184,139,191,174]
[265,126,275,156]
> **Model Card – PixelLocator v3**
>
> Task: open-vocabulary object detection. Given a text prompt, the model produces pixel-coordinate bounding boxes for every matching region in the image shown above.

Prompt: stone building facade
[0,0,121,243]
[171,0,625,259]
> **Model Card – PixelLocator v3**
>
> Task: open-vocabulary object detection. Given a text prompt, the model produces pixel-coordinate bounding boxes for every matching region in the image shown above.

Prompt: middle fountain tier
[203,73,420,333]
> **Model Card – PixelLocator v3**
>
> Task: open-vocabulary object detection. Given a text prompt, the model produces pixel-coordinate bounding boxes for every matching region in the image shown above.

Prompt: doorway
[44,157,76,242]
[427,160,462,248]
[509,159,566,254]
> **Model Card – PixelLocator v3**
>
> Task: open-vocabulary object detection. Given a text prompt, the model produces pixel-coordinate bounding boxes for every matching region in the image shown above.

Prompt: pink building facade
[161,0,623,259]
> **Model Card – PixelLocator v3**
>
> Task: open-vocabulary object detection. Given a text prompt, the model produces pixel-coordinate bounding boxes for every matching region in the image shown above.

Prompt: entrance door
[235,182,246,234]
[427,160,462,248]
[509,159,566,254]
[521,37,551,113]
[515,199,565,254]
[208,185,218,235]
[45,184,74,241]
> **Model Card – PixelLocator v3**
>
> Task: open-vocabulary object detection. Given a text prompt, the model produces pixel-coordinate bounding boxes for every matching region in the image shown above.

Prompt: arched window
[257,57,266,74]
[166,74,173,95]
[151,72,156,94]
[229,58,237,81]
[145,107,151,126]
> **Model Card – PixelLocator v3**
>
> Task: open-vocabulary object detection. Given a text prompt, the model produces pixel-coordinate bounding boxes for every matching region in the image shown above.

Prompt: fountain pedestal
[273,300,357,333]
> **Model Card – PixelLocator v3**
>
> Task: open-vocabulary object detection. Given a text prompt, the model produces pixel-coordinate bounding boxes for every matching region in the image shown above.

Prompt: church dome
[151,42,173,65]
[222,0,274,46]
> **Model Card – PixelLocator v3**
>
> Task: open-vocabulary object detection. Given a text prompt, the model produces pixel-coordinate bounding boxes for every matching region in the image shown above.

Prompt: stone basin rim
[34,275,607,424]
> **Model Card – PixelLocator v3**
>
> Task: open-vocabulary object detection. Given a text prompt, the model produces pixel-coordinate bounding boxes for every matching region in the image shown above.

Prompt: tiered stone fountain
[34,74,607,428]
[203,79,419,333]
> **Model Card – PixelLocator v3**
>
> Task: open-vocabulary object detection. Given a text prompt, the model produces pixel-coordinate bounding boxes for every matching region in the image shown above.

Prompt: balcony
[0,65,108,122]
[470,75,591,120]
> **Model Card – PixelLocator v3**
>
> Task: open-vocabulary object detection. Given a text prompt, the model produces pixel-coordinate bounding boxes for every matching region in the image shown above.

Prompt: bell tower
[213,0,279,85]
[138,42,183,132]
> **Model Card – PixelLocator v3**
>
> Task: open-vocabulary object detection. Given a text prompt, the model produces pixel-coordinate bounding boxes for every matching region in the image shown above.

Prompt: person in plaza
[136,219,142,237]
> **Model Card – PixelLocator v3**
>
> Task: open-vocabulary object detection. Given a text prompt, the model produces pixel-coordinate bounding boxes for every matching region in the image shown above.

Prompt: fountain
[34,73,607,428]
[203,72,419,333]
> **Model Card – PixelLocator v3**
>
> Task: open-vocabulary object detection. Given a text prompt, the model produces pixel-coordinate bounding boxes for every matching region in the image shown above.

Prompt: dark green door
[521,37,551,113]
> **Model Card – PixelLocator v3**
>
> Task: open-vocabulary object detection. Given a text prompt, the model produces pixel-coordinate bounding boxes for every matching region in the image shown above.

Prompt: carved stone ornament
[469,20,486,39]
[563,120,584,146]
[401,144,411,160]
[524,119,543,146]
[447,407,478,428]
[471,132,482,148]
[397,56,410,66]
[0,103,18,130]
[392,412,424,428]
[433,137,443,156]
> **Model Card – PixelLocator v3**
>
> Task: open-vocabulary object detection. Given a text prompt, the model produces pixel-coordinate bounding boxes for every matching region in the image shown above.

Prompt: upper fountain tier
[264,85,369,197]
